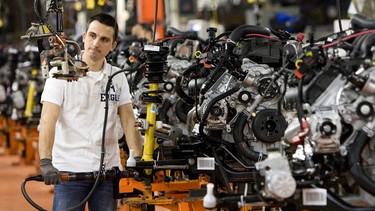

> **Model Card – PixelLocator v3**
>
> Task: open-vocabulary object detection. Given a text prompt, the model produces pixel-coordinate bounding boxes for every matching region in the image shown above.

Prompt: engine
[19,5,375,210]
[113,18,375,210]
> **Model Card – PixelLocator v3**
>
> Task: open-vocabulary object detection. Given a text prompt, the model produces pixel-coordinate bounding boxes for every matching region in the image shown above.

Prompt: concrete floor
[0,146,167,211]
[0,149,54,211]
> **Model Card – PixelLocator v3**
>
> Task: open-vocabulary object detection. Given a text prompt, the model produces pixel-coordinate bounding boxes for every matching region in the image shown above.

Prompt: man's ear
[82,32,86,42]
[112,41,117,51]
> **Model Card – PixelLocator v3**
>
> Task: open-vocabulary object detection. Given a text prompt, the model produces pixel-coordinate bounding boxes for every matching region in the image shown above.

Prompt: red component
[203,59,212,68]
[294,68,304,79]
[297,33,305,42]
[129,55,138,63]
[290,119,309,145]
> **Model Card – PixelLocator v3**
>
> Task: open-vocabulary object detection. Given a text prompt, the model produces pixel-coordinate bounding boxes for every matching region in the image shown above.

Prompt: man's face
[131,24,145,38]
[82,20,116,61]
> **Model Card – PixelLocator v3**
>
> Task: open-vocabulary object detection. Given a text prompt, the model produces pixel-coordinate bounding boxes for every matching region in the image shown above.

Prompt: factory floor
[0,148,129,211]
[0,147,53,211]
[0,143,169,211]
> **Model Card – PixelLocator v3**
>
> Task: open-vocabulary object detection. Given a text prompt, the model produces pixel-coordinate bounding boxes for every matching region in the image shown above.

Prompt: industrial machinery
[20,0,375,211]
[21,0,88,81]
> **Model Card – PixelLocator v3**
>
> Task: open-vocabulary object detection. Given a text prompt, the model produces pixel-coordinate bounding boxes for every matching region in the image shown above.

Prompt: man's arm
[118,103,143,157]
[39,101,61,159]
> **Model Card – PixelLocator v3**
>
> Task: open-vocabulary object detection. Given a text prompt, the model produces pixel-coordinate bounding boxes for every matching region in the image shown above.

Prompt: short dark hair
[138,23,153,33]
[87,13,119,42]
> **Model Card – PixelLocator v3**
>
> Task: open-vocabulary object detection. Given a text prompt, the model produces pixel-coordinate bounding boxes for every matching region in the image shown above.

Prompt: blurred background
[0,0,355,45]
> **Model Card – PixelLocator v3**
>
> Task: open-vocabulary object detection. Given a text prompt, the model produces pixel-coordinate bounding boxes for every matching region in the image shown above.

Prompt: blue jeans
[53,180,117,211]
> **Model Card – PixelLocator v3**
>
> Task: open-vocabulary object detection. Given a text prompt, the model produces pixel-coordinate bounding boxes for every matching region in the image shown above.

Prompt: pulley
[252,109,287,143]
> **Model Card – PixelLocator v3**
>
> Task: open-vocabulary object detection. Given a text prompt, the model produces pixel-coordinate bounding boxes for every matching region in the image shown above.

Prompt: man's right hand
[40,158,61,185]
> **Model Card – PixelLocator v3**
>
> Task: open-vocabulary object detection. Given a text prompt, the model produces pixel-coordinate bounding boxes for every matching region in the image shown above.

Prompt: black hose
[21,177,47,211]
[174,99,193,123]
[182,64,198,77]
[200,58,226,95]
[297,77,305,128]
[200,134,235,156]
[226,25,271,55]
[165,27,198,40]
[151,0,158,44]
[157,98,172,123]
[350,33,372,58]
[351,14,375,31]
[348,129,375,195]
[34,0,43,23]
[212,147,232,192]
[359,33,375,58]
[175,75,195,105]
[232,110,267,162]
[229,25,271,43]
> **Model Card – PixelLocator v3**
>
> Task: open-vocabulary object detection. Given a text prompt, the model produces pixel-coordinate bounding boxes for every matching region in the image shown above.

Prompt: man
[38,13,143,211]
[131,23,153,42]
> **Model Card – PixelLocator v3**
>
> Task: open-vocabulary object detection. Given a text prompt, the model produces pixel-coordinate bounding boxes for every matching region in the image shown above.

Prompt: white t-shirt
[41,60,132,172]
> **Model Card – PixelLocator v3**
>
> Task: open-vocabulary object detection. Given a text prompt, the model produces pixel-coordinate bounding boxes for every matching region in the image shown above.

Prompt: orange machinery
[136,0,165,39]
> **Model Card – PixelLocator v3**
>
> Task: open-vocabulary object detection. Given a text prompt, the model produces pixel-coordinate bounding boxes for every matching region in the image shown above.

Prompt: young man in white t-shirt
[38,13,143,211]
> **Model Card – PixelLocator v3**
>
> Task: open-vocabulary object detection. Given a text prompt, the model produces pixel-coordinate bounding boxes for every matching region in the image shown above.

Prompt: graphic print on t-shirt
[100,83,120,102]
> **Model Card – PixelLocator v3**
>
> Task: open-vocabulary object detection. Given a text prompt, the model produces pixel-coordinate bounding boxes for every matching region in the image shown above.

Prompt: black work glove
[134,156,141,162]
[40,158,61,185]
